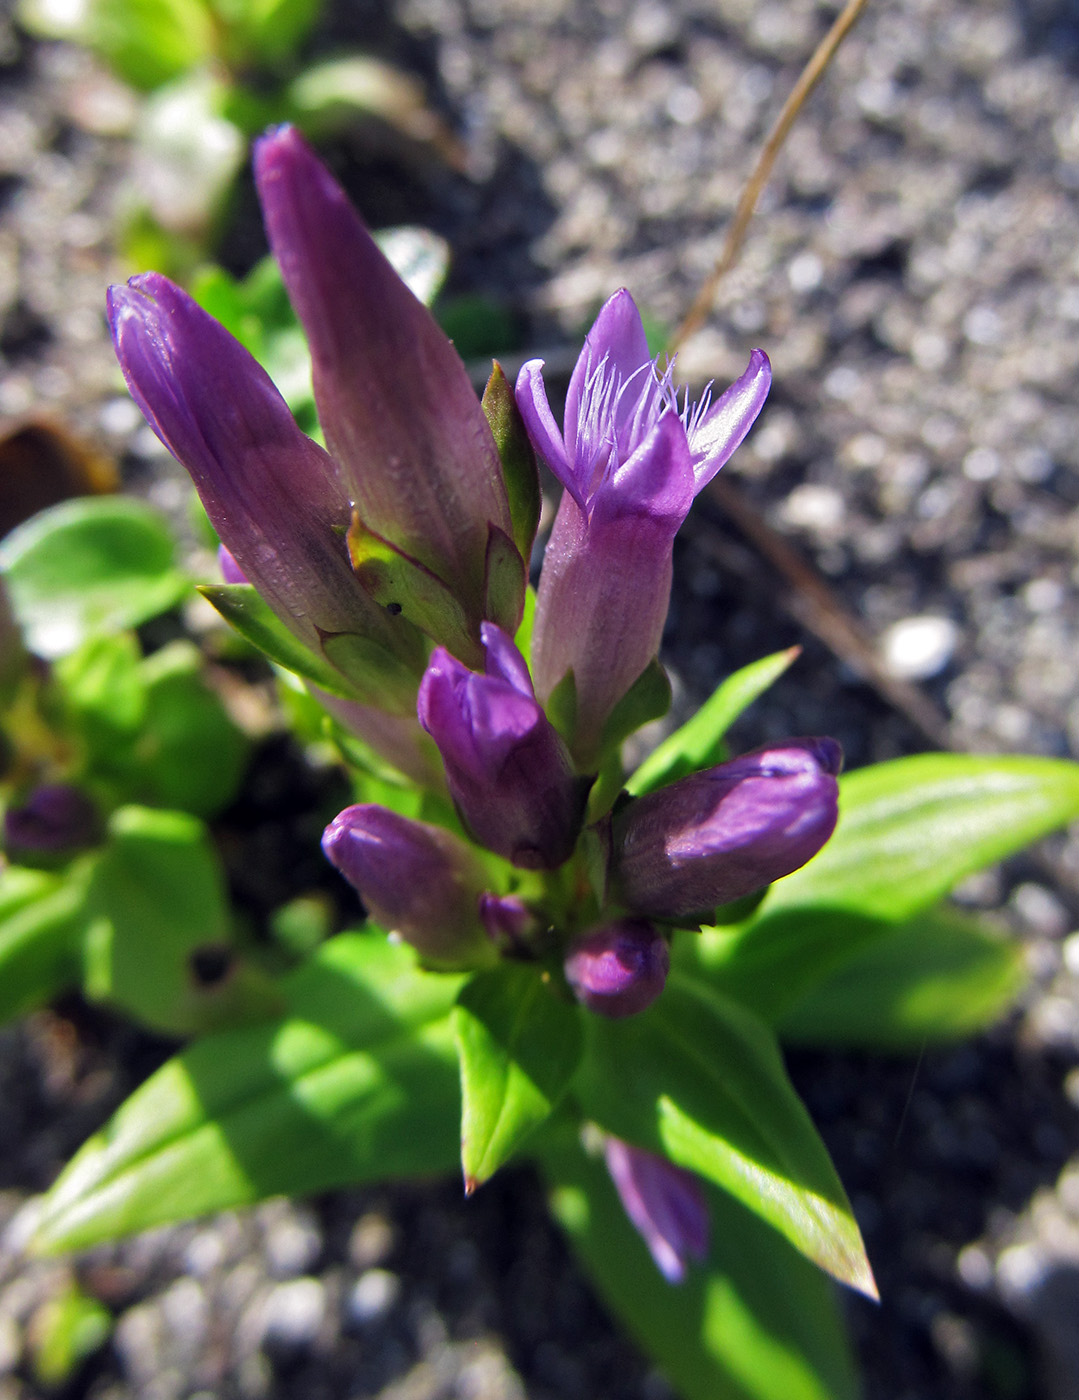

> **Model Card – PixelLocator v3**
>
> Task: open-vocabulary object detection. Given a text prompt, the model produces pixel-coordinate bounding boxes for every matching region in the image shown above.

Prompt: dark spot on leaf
[386,602,403,616]
[189,944,233,987]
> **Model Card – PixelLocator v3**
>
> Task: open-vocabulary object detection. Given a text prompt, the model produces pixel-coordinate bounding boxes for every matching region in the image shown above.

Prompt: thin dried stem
[669,0,872,353]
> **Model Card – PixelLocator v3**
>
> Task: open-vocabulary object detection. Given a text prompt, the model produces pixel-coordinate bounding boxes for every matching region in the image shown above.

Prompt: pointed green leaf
[627,648,800,797]
[483,523,527,638]
[31,935,464,1254]
[347,514,481,666]
[454,965,582,1189]
[766,753,1079,923]
[199,583,358,696]
[0,497,188,659]
[541,1132,857,1400]
[779,906,1028,1050]
[482,363,541,561]
[573,974,876,1296]
[546,668,578,750]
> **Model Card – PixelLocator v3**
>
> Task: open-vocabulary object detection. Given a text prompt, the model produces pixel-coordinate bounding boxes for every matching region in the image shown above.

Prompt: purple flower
[417,623,588,869]
[108,273,425,711]
[322,804,493,968]
[613,739,842,922]
[564,919,669,1018]
[516,290,770,764]
[4,783,101,859]
[254,127,520,636]
[604,1138,709,1283]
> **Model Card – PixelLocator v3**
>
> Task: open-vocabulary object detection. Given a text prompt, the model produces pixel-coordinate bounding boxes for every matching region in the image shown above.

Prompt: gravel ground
[2,0,1079,1397]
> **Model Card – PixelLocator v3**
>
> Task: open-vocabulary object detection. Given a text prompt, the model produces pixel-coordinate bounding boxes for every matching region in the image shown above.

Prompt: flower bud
[613,739,841,922]
[4,783,101,860]
[564,919,668,1018]
[479,892,541,955]
[604,1137,709,1283]
[322,803,493,967]
[418,623,588,869]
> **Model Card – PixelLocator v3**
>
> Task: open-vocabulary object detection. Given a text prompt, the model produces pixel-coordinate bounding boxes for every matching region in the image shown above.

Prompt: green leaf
[541,1133,857,1400]
[80,806,235,1033]
[211,0,320,70]
[0,498,188,659]
[31,935,464,1253]
[483,524,527,639]
[779,907,1028,1050]
[454,965,582,1189]
[53,633,147,758]
[573,974,876,1297]
[626,648,800,797]
[19,0,216,89]
[766,753,1079,923]
[0,867,88,1023]
[28,1279,111,1386]
[132,641,251,817]
[482,363,541,561]
[199,584,357,696]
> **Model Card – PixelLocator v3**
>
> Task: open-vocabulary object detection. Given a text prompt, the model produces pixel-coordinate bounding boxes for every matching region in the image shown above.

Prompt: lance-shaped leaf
[482,363,541,563]
[108,273,418,678]
[627,647,801,797]
[454,964,582,1190]
[778,906,1027,1050]
[255,126,513,618]
[572,973,876,1297]
[30,936,464,1254]
[483,524,527,640]
[540,1131,858,1400]
[765,753,1079,923]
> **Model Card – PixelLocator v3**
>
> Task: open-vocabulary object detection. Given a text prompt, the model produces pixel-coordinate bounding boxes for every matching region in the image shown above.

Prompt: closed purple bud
[417,623,587,869]
[614,739,842,922]
[564,919,669,1018]
[4,783,101,859]
[479,892,540,955]
[604,1138,709,1283]
[322,804,492,967]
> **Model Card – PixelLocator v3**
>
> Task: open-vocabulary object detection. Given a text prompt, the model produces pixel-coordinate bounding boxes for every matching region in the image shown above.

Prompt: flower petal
[514,359,577,502]
[689,348,772,492]
[564,289,652,447]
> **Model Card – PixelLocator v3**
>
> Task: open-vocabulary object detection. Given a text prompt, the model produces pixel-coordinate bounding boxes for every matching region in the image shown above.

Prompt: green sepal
[627,647,800,797]
[454,964,582,1190]
[30,935,464,1254]
[546,669,578,749]
[483,523,527,638]
[317,632,424,716]
[600,658,672,758]
[572,973,876,1298]
[199,584,358,697]
[778,906,1028,1050]
[540,1130,858,1400]
[347,514,481,667]
[482,362,541,561]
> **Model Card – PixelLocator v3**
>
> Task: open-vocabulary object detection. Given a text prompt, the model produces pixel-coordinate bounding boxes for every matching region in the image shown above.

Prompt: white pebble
[879,615,958,679]
[347,1269,400,1324]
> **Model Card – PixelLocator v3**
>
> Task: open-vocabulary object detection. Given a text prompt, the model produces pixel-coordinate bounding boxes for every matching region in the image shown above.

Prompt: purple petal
[4,783,101,858]
[564,919,669,1018]
[217,544,247,585]
[613,739,842,921]
[480,621,534,697]
[108,274,389,658]
[564,290,652,450]
[604,1138,709,1283]
[254,127,511,612]
[514,359,578,503]
[688,348,771,492]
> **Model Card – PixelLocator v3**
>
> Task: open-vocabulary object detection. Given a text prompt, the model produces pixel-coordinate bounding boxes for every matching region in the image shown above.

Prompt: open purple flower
[613,739,842,922]
[604,1138,709,1283]
[516,291,770,764]
[322,804,494,968]
[418,623,588,869]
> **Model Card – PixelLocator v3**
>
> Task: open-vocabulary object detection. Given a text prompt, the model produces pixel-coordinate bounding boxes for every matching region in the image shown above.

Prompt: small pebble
[347,1269,401,1325]
[879,616,958,680]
